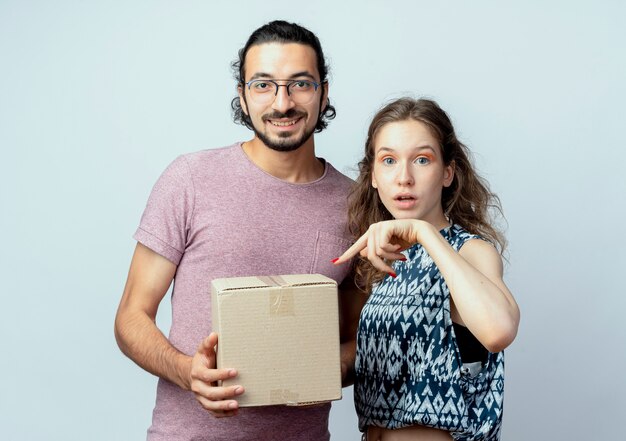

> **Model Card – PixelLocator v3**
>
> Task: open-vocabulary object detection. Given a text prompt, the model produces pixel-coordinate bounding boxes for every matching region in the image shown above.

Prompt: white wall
[1,1,624,440]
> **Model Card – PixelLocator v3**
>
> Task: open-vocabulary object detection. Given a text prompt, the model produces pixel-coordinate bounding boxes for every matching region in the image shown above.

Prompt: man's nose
[271,85,296,113]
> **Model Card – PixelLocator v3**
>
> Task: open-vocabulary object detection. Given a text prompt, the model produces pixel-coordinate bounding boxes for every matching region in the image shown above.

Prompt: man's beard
[252,109,316,152]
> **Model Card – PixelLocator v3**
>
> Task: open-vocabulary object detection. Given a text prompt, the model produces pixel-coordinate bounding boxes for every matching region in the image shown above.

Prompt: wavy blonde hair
[348,98,506,293]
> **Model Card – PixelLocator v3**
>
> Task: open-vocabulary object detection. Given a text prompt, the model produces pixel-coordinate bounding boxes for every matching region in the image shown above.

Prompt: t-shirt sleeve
[133,155,195,265]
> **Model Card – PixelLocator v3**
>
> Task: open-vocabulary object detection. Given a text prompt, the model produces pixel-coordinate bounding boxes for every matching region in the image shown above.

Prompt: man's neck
[242,137,325,184]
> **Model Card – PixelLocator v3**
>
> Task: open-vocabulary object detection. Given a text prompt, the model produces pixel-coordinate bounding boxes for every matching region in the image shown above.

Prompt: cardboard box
[211,274,342,407]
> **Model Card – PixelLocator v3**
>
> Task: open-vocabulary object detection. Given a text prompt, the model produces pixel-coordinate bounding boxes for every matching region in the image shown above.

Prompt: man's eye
[253,81,272,91]
[292,81,311,89]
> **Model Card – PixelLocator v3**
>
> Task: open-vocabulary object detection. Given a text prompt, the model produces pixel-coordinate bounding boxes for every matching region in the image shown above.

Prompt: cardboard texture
[211,274,342,407]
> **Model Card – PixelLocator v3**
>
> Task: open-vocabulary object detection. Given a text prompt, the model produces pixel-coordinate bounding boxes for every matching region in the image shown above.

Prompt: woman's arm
[333,219,520,352]
[414,222,519,352]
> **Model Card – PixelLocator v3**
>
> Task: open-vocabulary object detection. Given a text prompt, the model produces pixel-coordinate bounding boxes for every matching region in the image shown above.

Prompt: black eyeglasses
[244,79,322,105]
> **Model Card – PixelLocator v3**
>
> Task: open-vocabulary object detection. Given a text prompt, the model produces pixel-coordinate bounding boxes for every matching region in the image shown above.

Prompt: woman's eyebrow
[376,145,437,153]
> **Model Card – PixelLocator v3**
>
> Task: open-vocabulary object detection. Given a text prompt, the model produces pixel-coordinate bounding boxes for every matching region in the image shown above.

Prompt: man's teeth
[270,119,298,126]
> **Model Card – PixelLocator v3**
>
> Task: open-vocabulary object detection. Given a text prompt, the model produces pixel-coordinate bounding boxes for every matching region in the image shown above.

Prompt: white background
[1,1,625,440]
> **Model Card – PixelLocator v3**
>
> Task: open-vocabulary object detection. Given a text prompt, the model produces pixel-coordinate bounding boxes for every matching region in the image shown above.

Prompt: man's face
[238,42,327,152]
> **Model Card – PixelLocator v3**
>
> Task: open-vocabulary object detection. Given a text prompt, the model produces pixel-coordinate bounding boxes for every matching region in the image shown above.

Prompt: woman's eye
[416,156,431,165]
[382,157,395,165]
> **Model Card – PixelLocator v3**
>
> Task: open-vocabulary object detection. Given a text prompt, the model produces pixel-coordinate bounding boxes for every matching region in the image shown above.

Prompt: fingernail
[330,258,339,264]
[229,369,237,376]
[399,257,407,261]
[229,401,238,409]
[234,386,244,394]
[389,272,397,278]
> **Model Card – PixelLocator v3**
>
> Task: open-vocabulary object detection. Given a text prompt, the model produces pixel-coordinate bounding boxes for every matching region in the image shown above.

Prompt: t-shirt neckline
[235,142,330,187]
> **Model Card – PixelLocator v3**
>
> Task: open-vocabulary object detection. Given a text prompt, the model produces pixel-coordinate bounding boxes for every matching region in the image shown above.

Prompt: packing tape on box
[270,275,287,286]
[257,275,295,316]
[270,389,300,405]
[258,275,287,287]
[269,287,295,316]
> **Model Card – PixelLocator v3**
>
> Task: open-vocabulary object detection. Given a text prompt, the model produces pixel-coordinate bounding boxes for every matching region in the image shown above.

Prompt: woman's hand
[332,219,428,276]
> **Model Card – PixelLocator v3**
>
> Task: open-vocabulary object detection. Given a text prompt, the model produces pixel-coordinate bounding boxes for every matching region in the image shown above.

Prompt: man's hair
[231,20,336,133]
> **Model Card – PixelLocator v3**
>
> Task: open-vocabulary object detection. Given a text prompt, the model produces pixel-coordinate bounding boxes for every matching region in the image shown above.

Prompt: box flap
[212,274,336,293]
[211,276,271,293]
[276,273,336,287]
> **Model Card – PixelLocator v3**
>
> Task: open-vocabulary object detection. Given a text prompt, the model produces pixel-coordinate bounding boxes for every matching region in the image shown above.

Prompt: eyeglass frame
[243,78,325,103]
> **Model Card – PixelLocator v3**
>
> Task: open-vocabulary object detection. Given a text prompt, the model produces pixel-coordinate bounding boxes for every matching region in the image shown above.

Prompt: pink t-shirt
[134,143,354,441]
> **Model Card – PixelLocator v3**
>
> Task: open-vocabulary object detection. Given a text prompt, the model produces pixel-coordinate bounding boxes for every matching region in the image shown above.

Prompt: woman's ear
[443,160,455,187]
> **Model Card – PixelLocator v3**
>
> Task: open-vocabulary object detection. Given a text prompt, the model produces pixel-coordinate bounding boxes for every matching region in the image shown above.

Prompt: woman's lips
[394,194,417,209]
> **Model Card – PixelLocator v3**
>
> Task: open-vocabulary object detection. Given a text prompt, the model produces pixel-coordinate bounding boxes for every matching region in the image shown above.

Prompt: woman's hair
[348,97,506,292]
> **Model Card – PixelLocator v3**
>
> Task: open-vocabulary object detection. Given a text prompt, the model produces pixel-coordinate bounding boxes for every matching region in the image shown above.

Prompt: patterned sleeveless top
[354,224,505,441]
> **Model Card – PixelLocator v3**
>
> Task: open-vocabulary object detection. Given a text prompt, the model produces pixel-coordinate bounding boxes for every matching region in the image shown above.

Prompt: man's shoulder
[323,160,355,190]
[180,143,241,167]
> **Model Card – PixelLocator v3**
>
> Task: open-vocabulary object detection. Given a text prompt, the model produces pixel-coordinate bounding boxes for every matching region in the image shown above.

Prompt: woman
[333,98,520,440]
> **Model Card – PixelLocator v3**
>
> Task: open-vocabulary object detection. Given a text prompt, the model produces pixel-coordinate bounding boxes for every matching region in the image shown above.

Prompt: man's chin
[265,139,305,153]
[255,130,311,153]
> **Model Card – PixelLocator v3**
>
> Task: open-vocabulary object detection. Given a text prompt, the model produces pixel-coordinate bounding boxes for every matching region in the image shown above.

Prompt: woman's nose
[396,163,414,186]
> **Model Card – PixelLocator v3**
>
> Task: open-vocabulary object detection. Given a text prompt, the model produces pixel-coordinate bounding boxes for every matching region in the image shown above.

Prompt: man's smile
[267,118,301,127]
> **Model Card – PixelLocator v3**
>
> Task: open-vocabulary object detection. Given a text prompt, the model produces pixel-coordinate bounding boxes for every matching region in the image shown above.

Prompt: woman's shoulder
[449,224,500,259]
[447,224,483,248]
[455,229,504,277]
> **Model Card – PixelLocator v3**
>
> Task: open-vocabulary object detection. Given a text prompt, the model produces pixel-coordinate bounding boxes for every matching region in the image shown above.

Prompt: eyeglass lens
[247,80,319,105]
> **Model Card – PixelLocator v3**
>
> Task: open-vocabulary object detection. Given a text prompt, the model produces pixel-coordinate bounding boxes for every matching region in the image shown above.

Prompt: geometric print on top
[354,224,505,441]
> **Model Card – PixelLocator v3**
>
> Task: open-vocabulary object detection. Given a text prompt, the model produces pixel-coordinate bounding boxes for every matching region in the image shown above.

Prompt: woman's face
[371,119,454,227]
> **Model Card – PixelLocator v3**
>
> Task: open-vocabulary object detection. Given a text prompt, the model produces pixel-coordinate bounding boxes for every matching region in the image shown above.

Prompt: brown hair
[348,97,506,292]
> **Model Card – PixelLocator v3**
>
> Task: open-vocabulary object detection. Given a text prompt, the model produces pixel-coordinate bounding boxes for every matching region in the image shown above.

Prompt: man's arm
[338,274,368,387]
[114,243,243,417]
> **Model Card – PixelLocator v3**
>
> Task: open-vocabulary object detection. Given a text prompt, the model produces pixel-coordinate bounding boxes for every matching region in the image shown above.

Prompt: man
[115,20,365,441]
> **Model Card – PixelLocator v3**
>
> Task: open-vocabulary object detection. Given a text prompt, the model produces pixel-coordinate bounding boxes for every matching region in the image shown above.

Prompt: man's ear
[443,160,455,187]
[238,85,248,115]
[321,81,329,113]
